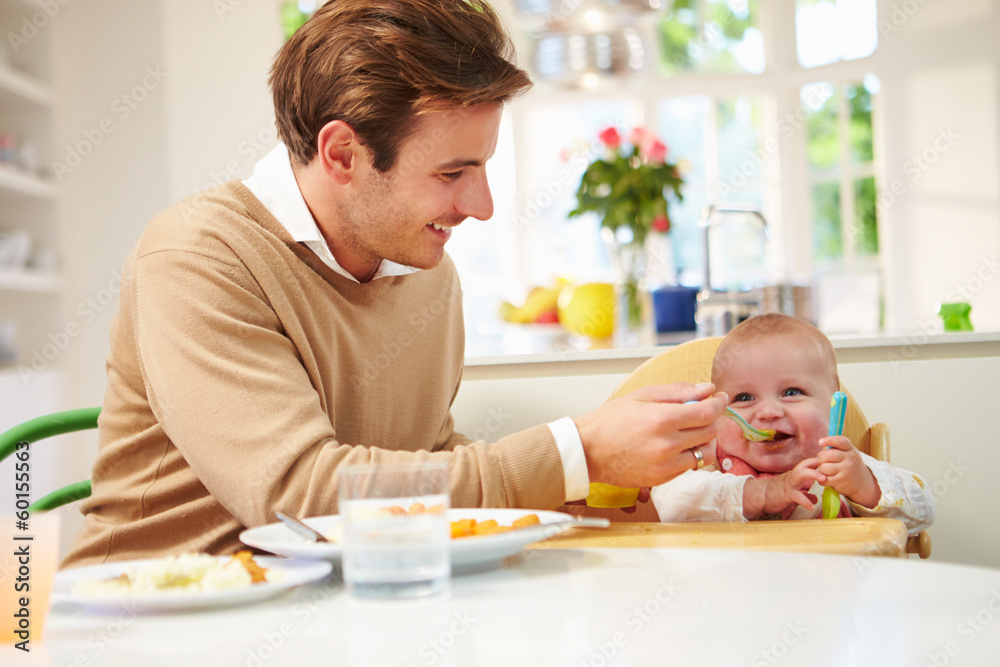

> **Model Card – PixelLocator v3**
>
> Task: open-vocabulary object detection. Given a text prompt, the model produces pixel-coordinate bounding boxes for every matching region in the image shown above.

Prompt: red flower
[628,127,648,147]
[652,213,671,233]
[598,126,621,149]
[645,139,668,164]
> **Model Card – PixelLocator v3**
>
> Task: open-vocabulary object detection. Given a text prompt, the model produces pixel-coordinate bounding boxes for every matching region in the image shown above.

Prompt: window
[656,93,768,287]
[805,77,880,266]
[795,0,878,68]
[514,99,643,289]
[658,0,764,75]
[451,1,884,350]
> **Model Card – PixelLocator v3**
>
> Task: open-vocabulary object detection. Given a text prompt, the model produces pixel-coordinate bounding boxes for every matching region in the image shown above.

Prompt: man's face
[715,333,837,473]
[335,103,502,275]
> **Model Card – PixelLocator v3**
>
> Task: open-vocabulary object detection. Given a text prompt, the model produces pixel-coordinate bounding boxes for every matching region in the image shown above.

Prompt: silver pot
[755,284,818,325]
[695,290,759,338]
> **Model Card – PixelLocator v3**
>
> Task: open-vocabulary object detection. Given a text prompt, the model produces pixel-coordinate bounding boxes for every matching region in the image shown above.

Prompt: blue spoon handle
[828,391,847,438]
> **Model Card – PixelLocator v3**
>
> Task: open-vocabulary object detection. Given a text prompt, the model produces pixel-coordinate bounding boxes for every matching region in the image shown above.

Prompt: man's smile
[426,222,454,239]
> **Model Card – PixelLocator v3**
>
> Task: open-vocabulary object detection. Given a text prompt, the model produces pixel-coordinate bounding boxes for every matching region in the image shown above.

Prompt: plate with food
[53,551,333,612]
[240,508,606,572]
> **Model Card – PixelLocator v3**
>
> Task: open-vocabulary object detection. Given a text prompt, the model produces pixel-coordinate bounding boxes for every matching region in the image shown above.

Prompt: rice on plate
[71,552,281,597]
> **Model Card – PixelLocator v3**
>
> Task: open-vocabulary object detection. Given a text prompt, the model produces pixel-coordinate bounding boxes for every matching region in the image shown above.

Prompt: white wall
[52,0,282,414]
[876,0,1000,334]
[840,356,1000,569]
[158,0,281,202]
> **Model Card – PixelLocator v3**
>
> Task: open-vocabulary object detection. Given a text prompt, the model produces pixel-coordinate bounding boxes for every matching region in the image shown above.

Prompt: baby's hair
[711,313,840,392]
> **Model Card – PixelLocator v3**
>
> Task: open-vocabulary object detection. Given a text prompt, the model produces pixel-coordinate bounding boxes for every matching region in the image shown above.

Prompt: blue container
[651,285,699,332]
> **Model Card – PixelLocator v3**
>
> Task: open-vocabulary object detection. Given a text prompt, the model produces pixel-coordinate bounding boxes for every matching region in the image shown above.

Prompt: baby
[651,313,936,534]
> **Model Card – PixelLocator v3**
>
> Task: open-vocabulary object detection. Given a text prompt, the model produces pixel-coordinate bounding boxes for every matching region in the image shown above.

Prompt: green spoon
[685,401,776,442]
[822,392,848,520]
[724,407,776,442]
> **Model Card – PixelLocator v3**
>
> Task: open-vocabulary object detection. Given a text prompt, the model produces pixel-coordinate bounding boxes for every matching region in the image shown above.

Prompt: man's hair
[269,0,533,172]
[711,313,840,392]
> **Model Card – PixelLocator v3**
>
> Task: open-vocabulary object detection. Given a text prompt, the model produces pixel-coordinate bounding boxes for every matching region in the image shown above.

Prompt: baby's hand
[743,459,825,520]
[817,436,881,508]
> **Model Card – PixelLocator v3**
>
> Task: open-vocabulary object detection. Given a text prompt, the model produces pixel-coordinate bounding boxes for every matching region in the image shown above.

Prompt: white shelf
[0,269,61,293]
[0,62,52,108]
[0,0,62,423]
[0,164,56,199]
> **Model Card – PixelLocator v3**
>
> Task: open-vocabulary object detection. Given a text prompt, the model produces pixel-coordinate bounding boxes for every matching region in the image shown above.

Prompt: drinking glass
[1,512,59,646]
[338,462,450,599]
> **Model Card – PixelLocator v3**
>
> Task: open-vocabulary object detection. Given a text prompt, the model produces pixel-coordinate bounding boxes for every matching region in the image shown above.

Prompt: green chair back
[0,407,101,512]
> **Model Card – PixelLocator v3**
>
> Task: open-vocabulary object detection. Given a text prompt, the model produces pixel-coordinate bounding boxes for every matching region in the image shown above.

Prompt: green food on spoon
[724,407,776,442]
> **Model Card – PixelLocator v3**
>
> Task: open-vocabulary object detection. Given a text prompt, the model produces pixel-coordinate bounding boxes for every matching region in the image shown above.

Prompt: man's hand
[817,436,881,508]
[573,382,727,489]
[742,458,825,520]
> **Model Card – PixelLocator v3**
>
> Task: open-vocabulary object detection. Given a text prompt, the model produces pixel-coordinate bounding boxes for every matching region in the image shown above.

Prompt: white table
[29,548,1000,666]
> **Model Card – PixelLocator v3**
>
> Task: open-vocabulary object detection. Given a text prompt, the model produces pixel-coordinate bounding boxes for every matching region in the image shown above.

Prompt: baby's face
[715,333,837,473]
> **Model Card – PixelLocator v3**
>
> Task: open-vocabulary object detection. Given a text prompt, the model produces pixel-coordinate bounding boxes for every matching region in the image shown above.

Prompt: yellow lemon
[585,483,640,508]
[557,282,614,338]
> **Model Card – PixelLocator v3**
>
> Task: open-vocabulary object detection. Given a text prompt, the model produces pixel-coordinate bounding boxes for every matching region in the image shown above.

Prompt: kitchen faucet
[695,204,770,337]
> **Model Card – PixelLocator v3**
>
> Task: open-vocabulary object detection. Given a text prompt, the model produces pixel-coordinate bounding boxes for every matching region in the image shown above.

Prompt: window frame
[490,0,886,337]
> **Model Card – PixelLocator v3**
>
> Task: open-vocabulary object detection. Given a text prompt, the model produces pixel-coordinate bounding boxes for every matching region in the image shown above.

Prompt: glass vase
[602,227,655,347]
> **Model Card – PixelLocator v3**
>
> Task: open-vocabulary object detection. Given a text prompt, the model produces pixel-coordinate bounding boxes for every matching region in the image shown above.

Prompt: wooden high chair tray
[528,518,908,557]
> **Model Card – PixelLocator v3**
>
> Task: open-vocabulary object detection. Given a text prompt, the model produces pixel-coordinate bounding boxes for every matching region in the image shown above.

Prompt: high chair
[562,336,931,558]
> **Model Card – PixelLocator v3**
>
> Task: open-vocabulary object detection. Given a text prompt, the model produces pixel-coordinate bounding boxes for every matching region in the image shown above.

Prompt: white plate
[53,556,332,612]
[240,509,581,573]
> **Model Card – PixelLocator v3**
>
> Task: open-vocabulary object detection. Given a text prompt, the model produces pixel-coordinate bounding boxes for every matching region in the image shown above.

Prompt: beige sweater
[63,182,565,568]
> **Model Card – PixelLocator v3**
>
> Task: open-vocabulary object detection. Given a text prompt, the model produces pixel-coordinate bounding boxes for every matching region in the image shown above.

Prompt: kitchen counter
[463,328,1000,380]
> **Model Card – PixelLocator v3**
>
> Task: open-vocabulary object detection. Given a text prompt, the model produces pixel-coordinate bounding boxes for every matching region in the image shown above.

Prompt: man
[63,0,724,567]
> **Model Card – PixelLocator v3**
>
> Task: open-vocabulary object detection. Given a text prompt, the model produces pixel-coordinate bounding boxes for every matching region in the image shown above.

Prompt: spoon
[724,407,776,442]
[685,400,776,442]
[275,510,331,543]
[822,391,848,520]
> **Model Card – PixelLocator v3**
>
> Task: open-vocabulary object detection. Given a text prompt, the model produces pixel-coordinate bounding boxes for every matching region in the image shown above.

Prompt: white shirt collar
[242,143,420,283]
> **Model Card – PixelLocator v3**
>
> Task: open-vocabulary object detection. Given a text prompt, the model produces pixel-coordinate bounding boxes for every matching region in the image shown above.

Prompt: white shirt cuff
[546,417,590,502]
